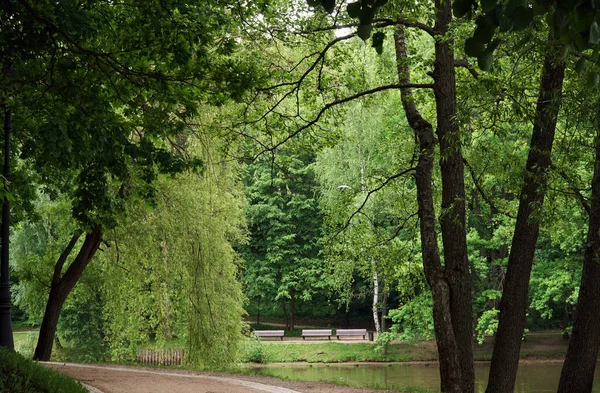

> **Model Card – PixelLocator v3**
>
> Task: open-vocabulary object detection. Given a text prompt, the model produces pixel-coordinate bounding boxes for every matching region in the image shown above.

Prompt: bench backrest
[254,330,284,336]
[336,329,367,335]
[302,329,332,335]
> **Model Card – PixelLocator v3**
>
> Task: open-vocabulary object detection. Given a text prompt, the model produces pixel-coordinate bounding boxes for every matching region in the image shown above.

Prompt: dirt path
[43,363,404,393]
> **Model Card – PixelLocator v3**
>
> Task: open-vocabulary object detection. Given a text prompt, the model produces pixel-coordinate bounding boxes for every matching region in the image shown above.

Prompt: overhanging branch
[256,83,434,158]
[340,167,416,233]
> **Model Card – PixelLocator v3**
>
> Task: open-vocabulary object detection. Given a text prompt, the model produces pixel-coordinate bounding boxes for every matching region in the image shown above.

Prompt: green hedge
[0,347,87,393]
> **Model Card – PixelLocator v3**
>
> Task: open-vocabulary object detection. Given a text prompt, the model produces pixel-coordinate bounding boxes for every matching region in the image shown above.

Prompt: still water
[248,362,600,393]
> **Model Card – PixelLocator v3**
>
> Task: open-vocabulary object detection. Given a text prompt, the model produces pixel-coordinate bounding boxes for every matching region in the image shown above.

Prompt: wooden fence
[136,348,185,366]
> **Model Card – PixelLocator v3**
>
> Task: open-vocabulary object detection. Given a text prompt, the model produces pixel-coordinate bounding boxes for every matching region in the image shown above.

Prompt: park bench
[254,330,285,340]
[301,329,332,340]
[335,328,367,340]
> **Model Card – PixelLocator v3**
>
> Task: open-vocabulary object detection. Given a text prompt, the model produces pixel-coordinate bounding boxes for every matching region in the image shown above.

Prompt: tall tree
[101,135,247,368]
[485,33,565,393]
[1,0,263,359]
[557,102,600,393]
[241,147,324,331]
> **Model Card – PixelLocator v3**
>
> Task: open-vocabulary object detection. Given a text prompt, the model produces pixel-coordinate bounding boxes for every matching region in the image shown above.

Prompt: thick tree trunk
[432,1,474,391]
[486,36,565,393]
[556,107,600,393]
[33,225,102,361]
[394,27,463,393]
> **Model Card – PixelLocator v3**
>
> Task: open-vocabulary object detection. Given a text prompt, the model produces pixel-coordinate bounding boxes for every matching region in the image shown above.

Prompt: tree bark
[33,224,103,361]
[372,259,380,333]
[289,287,295,331]
[432,1,474,391]
[556,105,600,393]
[381,290,388,355]
[486,35,565,393]
[394,26,463,393]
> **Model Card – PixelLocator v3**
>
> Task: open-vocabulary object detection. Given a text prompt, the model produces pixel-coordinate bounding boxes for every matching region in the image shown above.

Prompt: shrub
[0,346,87,393]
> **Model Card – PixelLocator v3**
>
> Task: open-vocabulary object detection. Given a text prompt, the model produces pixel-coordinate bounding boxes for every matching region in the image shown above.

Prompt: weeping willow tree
[101,136,246,369]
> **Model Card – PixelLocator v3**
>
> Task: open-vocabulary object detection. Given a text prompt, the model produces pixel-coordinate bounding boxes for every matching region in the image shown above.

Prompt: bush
[240,334,263,363]
[0,346,87,393]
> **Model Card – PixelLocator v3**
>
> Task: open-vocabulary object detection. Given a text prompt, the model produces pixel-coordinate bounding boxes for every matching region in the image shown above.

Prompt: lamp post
[0,108,14,350]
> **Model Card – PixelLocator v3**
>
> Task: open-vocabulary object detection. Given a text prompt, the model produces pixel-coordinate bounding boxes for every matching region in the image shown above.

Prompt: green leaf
[575,57,586,75]
[511,6,534,31]
[452,0,475,18]
[358,5,375,24]
[465,37,486,57]
[321,0,336,13]
[478,51,494,71]
[357,24,373,41]
[481,0,496,12]
[487,38,502,53]
[587,71,599,87]
[347,2,361,19]
[589,21,600,44]
[371,31,385,48]
[474,16,496,43]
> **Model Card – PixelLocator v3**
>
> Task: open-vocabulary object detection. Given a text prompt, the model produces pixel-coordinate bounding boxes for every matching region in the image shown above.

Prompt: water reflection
[248,362,600,392]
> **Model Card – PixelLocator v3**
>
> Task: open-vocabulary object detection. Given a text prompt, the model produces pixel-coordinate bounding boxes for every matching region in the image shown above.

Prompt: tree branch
[454,60,479,79]
[51,231,82,287]
[341,167,416,233]
[464,158,515,218]
[255,83,434,158]
[553,165,591,215]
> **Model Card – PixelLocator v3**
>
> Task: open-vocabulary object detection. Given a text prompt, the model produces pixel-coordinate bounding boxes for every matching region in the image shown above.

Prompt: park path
[42,362,402,393]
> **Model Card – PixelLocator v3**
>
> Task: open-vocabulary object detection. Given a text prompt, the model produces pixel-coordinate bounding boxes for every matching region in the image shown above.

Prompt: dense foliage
[0,346,86,393]
[4,1,600,392]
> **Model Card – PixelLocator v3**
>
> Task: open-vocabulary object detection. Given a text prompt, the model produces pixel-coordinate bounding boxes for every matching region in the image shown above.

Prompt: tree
[241,147,324,331]
[1,0,264,359]
[317,96,421,335]
[101,137,248,368]
[485,33,565,393]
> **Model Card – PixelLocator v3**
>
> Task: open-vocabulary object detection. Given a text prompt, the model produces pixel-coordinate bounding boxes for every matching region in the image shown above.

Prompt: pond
[247,362,600,392]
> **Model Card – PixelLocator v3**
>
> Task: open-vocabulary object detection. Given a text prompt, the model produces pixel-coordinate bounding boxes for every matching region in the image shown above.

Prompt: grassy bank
[0,346,87,393]
[244,331,571,364]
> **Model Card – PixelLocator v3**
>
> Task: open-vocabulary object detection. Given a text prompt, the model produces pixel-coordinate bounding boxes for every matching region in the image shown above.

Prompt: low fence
[136,348,185,366]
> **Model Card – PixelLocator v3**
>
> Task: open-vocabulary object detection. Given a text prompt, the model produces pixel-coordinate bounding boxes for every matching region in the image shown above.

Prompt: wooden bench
[254,330,285,340]
[301,329,332,340]
[335,328,367,340]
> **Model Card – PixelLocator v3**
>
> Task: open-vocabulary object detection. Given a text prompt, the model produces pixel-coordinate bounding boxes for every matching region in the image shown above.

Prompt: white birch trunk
[372,258,380,334]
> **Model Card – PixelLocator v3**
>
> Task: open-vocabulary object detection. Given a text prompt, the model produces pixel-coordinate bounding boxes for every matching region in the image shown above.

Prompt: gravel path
[43,363,404,393]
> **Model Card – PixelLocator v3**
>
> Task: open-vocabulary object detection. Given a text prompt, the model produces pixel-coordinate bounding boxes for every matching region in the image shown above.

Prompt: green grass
[14,330,38,358]
[255,342,436,363]
[244,331,572,364]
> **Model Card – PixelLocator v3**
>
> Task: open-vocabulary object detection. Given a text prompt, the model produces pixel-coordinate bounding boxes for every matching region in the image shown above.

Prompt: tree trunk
[394,26,463,393]
[556,105,600,393]
[289,287,295,331]
[257,297,261,326]
[281,301,289,331]
[486,35,565,393]
[381,290,388,355]
[33,224,103,361]
[372,259,380,334]
[433,2,474,391]
[381,290,388,333]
